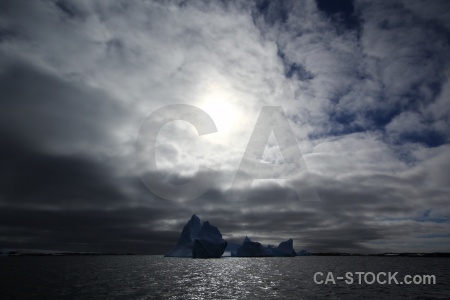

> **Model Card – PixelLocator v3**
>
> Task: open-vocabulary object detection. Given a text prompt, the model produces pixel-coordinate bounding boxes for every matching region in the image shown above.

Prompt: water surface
[1,256,449,299]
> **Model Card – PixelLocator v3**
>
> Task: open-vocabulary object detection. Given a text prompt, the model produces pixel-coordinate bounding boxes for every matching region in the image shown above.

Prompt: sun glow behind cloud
[197,81,244,139]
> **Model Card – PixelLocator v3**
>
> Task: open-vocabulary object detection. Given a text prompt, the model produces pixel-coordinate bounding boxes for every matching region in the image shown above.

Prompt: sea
[1,256,449,299]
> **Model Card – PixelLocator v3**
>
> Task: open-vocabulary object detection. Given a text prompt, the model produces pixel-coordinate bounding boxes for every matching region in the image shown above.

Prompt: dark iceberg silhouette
[193,221,228,258]
[297,249,312,256]
[272,239,297,257]
[165,215,201,257]
[165,215,227,258]
[235,236,272,257]
[233,237,296,257]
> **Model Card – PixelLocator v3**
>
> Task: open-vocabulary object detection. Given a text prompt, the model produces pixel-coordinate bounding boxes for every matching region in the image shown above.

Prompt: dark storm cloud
[0,206,181,254]
[0,60,136,209]
[316,0,360,31]
[0,59,184,253]
[178,160,450,252]
[0,62,126,152]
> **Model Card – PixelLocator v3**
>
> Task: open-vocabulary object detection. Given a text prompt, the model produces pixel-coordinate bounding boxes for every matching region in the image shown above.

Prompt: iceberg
[165,215,298,258]
[234,237,297,257]
[164,214,201,257]
[235,237,273,257]
[193,221,227,258]
[272,238,296,257]
[297,249,311,256]
[165,215,227,258]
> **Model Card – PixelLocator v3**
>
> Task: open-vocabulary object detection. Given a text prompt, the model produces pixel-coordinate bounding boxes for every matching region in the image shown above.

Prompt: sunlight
[198,82,240,134]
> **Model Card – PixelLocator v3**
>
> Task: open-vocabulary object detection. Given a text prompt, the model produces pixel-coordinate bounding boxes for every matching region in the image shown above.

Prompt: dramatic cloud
[0,0,449,254]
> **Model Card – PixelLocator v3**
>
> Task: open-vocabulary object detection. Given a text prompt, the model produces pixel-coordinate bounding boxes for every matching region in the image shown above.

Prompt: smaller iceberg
[272,238,296,257]
[234,237,297,257]
[297,249,311,256]
[235,237,272,257]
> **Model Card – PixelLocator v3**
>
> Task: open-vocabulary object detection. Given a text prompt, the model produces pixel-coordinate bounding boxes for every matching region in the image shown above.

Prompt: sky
[1,0,449,254]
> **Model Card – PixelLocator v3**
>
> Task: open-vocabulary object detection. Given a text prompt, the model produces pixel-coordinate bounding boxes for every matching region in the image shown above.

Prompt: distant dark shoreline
[310,252,450,257]
[1,251,135,257]
[2,251,450,257]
